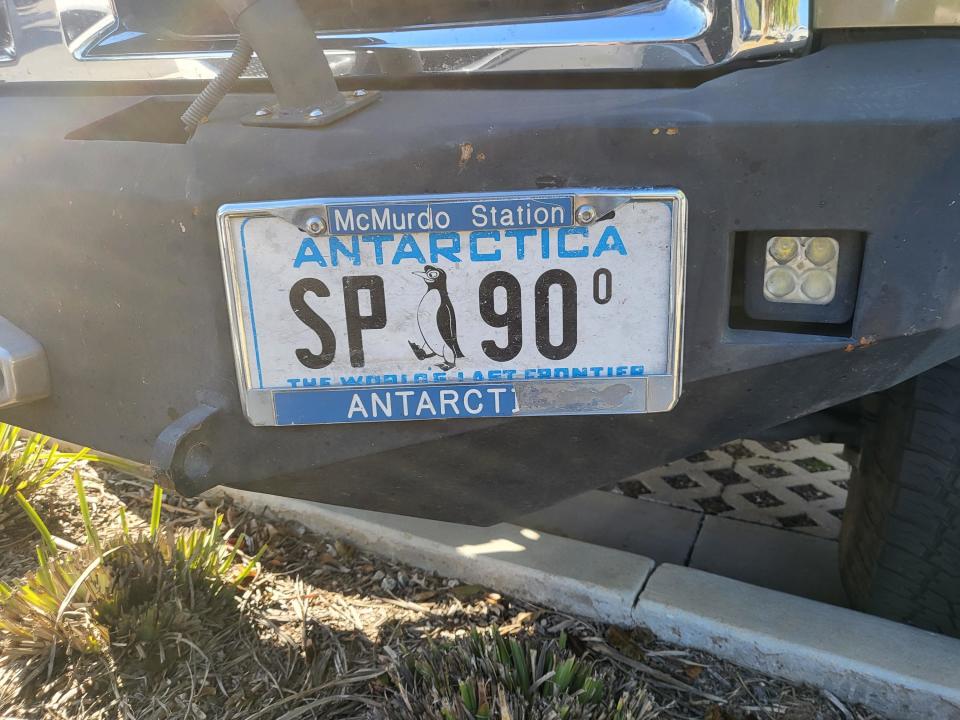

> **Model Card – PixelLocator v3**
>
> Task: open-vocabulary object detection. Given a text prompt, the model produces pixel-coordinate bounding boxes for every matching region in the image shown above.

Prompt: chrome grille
[0,0,811,84]
[80,0,811,72]
[0,0,14,62]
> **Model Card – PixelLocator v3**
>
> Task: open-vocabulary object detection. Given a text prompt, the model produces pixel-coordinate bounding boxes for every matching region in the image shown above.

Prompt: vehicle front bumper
[1,39,959,523]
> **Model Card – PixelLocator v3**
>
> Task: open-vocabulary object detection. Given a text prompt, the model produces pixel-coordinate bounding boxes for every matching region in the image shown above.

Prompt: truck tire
[839,358,960,636]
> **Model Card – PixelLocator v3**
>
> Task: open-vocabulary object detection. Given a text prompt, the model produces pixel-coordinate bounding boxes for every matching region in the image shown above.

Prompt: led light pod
[768,236,799,264]
[764,268,797,298]
[805,236,837,266]
[763,236,839,305]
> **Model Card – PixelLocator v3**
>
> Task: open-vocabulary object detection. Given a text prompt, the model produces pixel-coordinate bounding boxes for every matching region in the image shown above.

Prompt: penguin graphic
[408,265,464,371]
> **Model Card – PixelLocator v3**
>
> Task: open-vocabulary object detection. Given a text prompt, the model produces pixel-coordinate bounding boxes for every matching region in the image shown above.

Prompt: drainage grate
[664,474,700,490]
[742,490,784,508]
[613,438,849,539]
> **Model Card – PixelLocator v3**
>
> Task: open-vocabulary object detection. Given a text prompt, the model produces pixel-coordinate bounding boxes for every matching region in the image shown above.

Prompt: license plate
[218,189,686,426]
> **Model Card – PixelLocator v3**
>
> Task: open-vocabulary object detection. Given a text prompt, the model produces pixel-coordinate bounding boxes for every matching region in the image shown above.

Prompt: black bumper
[2,39,960,524]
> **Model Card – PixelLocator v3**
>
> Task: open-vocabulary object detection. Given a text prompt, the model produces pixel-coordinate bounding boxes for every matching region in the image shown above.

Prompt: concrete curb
[636,565,960,720]
[216,488,960,720]
[212,488,653,626]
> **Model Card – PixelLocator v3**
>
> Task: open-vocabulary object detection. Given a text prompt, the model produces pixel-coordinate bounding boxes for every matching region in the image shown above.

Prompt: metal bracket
[0,315,51,409]
[222,0,380,129]
[244,89,380,128]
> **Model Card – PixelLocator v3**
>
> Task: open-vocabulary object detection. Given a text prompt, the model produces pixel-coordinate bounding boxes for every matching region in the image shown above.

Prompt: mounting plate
[242,91,380,128]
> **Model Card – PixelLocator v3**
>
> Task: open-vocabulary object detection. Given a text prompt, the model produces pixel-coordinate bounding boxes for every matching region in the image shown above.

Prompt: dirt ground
[0,460,885,720]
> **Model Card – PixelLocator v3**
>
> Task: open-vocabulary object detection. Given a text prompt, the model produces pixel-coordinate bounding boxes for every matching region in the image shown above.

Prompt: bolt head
[576,204,598,225]
[254,107,271,117]
[182,442,213,483]
[308,107,325,118]
[305,216,326,236]
[354,89,368,98]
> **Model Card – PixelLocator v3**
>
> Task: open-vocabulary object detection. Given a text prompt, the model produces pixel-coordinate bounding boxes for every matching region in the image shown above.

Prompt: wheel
[839,358,960,636]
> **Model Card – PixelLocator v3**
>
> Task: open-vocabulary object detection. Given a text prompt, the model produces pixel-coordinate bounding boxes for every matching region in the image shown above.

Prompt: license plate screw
[305,216,327,236]
[576,204,598,225]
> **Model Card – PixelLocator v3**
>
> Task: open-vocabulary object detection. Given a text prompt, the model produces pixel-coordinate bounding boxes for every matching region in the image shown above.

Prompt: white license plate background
[219,190,685,425]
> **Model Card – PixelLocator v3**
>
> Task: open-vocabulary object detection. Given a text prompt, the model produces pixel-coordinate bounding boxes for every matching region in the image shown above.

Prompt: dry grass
[0,481,281,718]
[0,457,887,720]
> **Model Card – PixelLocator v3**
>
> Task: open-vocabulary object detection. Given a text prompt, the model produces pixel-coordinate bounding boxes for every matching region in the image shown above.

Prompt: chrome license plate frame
[218,188,686,426]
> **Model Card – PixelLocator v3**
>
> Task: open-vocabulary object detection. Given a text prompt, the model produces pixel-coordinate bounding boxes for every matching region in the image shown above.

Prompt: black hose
[181,37,254,134]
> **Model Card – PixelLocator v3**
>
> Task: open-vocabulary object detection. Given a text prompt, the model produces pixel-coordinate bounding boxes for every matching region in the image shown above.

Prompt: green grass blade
[234,543,267,585]
[118,505,130,539]
[0,423,15,452]
[84,453,145,476]
[553,658,576,692]
[149,484,163,541]
[459,680,478,712]
[43,447,90,486]
[33,447,58,483]
[73,471,102,555]
[55,546,122,626]
[509,637,530,692]
[15,492,56,555]
[217,536,242,576]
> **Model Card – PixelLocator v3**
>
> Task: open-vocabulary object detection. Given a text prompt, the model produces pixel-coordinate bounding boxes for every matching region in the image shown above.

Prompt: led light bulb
[801,270,834,301]
[768,236,799,264]
[765,268,797,298]
[805,237,837,266]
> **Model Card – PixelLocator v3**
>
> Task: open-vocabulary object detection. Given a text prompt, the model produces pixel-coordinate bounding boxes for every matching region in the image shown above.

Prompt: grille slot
[113,0,641,37]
